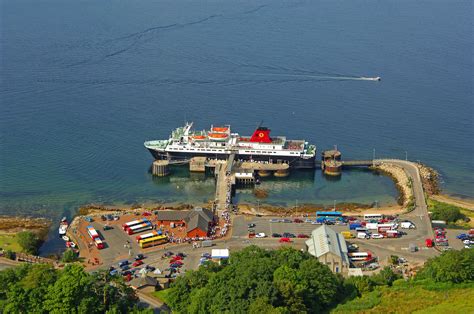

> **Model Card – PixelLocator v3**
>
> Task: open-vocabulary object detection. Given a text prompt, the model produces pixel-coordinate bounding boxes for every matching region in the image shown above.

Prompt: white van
[401,222,416,229]
[357,232,369,239]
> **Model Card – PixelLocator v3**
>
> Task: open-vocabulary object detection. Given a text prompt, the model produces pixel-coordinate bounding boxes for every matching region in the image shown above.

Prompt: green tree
[416,249,474,283]
[372,267,401,286]
[17,231,41,255]
[61,249,79,263]
[249,297,288,314]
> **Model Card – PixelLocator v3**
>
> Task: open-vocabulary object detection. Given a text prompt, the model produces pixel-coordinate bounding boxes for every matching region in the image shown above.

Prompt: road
[376,159,433,239]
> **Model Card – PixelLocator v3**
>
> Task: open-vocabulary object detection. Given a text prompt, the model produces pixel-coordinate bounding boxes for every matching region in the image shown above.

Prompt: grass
[152,288,172,304]
[331,282,474,314]
[0,233,22,252]
[428,199,472,228]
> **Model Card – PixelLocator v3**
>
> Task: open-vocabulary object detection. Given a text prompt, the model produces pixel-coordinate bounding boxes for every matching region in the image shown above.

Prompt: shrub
[16,231,41,255]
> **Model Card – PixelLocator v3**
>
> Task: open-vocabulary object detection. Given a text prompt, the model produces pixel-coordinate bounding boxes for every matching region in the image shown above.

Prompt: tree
[61,249,79,263]
[17,231,41,255]
[372,267,401,286]
[416,249,474,283]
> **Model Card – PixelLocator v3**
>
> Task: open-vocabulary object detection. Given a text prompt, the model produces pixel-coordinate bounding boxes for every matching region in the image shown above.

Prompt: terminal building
[305,225,350,274]
[156,207,214,238]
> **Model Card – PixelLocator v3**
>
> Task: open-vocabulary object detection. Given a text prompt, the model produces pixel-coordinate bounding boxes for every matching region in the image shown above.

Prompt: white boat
[59,224,68,235]
[62,235,70,241]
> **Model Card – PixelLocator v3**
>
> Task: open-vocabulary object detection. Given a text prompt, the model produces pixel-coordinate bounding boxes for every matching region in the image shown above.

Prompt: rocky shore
[371,163,413,207]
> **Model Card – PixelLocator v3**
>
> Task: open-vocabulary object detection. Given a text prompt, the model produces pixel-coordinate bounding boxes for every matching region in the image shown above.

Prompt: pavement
[376,159,433,239]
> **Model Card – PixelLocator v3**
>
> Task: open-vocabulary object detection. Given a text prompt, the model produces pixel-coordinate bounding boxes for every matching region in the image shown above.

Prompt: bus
[122,218,149,231]
[316,211,342,218]
[348,252,372,261]
[94,237,104,249]
[139,235,168,248]
[127,222,153,235]
[135,231,159,242]
[363,214,383,221]
[87,226,100,240]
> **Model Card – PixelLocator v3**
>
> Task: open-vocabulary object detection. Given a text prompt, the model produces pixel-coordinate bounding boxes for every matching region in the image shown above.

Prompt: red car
[293,218,304,223]
[142,212,152,216]
[172,255,183,261]
[297,234,309,238]
[279,237,291,243]
[132,260,143,267]
[170,260,183,265]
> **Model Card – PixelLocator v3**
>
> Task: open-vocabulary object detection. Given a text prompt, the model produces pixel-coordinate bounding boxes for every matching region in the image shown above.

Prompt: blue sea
[1,0,472,252]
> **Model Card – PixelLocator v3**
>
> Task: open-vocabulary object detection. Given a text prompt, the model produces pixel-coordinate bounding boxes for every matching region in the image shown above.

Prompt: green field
[332,281,474,314]
[152,289,171,304]
[0,233,21,252]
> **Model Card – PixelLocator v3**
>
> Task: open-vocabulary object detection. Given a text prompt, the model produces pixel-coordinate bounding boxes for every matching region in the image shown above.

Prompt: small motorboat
[59,224,68,236]
[62,235,70,241]
[66,241,76,248]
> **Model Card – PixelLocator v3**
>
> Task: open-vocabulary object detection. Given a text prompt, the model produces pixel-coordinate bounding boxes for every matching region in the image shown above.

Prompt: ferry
[144,123,317,169]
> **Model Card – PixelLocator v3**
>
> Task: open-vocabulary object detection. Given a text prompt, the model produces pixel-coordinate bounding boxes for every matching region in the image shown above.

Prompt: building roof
[156,210,190,221]
[129,275,158,289]
[305,225,349,265]
[156,208,214,233]
[211,249,229,259]
[185,208,213,232]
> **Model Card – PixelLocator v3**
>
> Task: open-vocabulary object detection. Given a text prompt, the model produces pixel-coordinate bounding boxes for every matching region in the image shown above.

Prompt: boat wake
[243,72,381,82]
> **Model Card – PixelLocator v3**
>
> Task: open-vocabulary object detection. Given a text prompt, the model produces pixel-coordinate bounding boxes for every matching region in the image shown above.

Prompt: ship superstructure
[144,123,316,168]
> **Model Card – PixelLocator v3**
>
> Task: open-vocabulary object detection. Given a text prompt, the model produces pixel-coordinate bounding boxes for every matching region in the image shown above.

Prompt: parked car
[248,223,256,228]
[281,219,293,223]
[135,254,144,260]
[297,234,309,238]
[109,269,118,276]
[272,233,282,238]
[304,218,313,223]
[176,252,186,258]
[367,262,379,270]
[170,263,182,268]
[163,251,174,257]
[269,219,280,223]
[101,215,107,221]
[132,260,143,267]
[324,220,335,225]
[282,232,295,238]
[371,234,384,239]
[293,218,303,223]
[145,265,156,271]
[279,237,291,243]
[457,233,469,240]
[120,265,130,271]
[106,214,114,221]
[255,233,266,238]
[103,225,113,230]
[118,260,129,267]
[201,252,211,259]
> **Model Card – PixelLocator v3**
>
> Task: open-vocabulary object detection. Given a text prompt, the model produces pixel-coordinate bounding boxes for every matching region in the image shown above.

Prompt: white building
[305,225,350,274]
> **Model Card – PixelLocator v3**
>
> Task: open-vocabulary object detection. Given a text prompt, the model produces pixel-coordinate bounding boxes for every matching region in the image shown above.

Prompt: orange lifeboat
[212,126,229,133]
[208,133,229,141]
[191,135,207,141]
